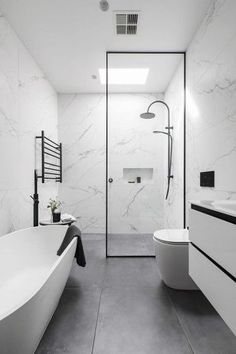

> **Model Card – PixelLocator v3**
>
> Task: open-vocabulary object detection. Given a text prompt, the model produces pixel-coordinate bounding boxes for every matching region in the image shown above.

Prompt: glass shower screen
[106,52,185,256]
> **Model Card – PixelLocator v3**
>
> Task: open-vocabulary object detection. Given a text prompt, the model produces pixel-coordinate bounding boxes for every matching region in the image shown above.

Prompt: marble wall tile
[186,0,236,222]
[58,93,166,233]
[59,0,236,233]
[108,94,165,234]
[0,15,58,235]
[164,60,184,229]
[58,94,106,232]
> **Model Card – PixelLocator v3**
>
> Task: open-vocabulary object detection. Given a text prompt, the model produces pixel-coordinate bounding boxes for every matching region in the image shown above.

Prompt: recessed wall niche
[123,168,154,184]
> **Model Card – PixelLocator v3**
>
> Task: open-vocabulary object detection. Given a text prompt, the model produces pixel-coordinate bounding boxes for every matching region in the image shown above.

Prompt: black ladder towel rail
[31,130,62,226]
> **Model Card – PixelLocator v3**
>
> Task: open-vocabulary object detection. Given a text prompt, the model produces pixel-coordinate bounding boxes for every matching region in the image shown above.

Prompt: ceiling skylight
[99,68,149,85]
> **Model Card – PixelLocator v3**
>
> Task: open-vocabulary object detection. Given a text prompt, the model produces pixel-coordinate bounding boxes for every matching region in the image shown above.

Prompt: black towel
[57,225,86,267]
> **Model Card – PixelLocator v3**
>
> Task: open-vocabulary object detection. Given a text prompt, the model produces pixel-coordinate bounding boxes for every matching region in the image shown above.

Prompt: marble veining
[0,0,235,240]
[122,186,146,218]
[0,15,58,236]
[164,60,184,229]
[186,0,236,223]
[59,93,166,233]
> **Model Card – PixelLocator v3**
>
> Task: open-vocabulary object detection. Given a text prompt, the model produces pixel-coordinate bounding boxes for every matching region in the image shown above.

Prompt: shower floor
[107,233,155,256]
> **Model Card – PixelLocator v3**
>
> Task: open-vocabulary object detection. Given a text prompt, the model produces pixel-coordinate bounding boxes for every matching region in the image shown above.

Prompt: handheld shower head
[153,130,169,136]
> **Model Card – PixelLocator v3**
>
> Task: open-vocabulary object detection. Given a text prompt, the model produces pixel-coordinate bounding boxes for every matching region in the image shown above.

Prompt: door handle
[108,178,113,183]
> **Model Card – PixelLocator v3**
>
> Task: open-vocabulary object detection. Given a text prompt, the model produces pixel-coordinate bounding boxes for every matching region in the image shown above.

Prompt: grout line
[91,286,104,354]
[91,257,109,353]
[165,288,195,354]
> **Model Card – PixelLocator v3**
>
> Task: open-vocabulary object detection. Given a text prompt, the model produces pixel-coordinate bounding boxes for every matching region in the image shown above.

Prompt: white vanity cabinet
[189,202,236,336]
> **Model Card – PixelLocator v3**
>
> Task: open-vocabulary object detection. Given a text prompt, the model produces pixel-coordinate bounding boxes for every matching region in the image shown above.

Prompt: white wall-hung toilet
[153,229,198,290]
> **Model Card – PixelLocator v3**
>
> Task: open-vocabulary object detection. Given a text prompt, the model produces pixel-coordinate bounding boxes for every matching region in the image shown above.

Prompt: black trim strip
[191,242,236,282]
[183,53,186,228]
[107,255,155,258]
[105,51,108,258]
[106,51,185,54]
[191,203,236,225]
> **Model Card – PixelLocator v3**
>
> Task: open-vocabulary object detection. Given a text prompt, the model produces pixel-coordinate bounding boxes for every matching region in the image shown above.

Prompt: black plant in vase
[47,198,62,223]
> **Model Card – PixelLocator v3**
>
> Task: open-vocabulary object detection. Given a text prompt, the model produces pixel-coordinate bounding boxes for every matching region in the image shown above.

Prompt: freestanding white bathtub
[0,225,77,354]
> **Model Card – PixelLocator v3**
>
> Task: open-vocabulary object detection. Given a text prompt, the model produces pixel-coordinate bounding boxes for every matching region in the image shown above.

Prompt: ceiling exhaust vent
[114,11,139,35]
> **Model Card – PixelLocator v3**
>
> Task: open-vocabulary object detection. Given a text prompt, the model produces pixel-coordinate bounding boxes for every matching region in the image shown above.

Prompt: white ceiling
[0,0,212,93]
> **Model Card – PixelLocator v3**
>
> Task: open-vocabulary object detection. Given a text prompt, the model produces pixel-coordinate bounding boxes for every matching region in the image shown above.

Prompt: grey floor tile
[37,237,236,354]
[108,233,155,256]
[166,288,236,354]
[103,257,160,288]
[66,235,106,288]
[36,287,101,354]
[93,286,192,354]
[143,234,155,255]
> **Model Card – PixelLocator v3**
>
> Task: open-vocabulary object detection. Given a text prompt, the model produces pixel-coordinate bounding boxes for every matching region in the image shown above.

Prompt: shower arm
[149,100,173,199]
[147,100,172,130]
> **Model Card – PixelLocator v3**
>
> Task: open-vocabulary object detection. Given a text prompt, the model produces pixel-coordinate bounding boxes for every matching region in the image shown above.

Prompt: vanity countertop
[190,200,236,220]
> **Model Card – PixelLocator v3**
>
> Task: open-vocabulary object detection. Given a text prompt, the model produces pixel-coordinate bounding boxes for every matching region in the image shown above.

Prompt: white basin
[212,200,236,215]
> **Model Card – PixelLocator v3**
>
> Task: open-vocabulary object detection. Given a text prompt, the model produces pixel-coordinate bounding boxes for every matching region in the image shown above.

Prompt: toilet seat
[153,229,189,245]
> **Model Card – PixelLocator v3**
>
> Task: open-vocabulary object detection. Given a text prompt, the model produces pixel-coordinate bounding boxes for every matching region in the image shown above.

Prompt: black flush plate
[200,171,215,187]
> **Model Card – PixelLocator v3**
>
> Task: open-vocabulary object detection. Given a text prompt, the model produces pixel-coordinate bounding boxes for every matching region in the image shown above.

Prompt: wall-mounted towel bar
[36,130,62,183]
[31,131,62,226]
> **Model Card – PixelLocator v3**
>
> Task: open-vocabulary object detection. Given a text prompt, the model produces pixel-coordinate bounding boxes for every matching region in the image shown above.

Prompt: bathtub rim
[0,225,67,242]
[0,226,77,321]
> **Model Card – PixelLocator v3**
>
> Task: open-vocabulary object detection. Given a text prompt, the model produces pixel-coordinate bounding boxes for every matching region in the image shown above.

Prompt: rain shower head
[140,111,155,119]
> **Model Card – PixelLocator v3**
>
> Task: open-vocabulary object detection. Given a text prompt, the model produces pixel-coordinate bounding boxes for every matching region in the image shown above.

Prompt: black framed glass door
[106,52,186,257]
